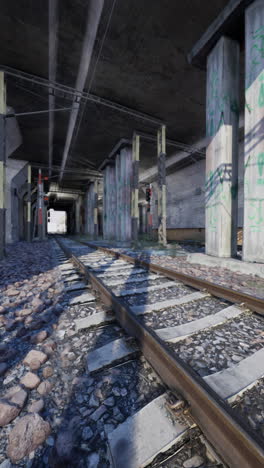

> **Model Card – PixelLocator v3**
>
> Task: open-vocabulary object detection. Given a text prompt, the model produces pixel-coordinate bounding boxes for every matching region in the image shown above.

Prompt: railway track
[55,236,264,468]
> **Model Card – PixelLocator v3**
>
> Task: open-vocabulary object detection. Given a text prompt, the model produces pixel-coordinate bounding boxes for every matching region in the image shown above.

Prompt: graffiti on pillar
[207,69,239,136]
[258,75,264,107]
[244,152,264,232]
[207,205,217,231]
[205,164,232,204]
[258,152,264,176]
[248,200,264,231]
[246,25,264,98]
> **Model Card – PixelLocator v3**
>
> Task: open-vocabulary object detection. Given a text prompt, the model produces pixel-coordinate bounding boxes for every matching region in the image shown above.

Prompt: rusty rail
[82,241,264,316]
[56,237,264,468]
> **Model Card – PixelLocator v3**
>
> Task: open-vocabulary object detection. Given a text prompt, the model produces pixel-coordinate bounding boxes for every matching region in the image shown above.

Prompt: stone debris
[28,399,45,413]
[37,380,54,396]
[7,413,51,462]
[42,366,54,378]
[171,313,264,377]
[232,377,264,439]
[23,350,48,368]
[0,401,22,427]
[0,386,27,426]
[20,371,41,389]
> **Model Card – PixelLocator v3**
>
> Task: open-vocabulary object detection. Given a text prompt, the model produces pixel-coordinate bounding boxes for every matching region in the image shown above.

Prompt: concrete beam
[99,138,131,171]
[188,0,254,68]
[59,0,104,182]
[48,0,59,177]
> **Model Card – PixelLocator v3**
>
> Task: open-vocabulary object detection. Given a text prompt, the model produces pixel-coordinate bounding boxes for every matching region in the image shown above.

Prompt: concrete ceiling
[0,0,232,190]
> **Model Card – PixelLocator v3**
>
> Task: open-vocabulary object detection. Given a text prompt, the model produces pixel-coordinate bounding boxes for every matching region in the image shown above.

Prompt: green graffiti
[252,26,264,56]
[246,26,264,89]
[208,206,217,230]
[248,200,264,227]
[259,83,264,107]
[257,178,264,185]
[258,152,264,176]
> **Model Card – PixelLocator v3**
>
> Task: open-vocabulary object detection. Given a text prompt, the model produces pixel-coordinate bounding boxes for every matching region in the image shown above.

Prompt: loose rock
[42,366,54,378]
[23,350,47,368]
[7,413,51,462]
[28,399,44,413]
[20,372,41,389]
[37,380,54,396]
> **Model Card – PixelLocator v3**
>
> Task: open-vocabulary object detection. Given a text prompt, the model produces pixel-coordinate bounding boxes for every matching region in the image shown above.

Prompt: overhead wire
[69,0,118,164]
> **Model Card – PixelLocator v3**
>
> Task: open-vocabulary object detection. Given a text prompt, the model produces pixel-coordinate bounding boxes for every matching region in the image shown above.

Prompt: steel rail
[82,242,264,316]
[55,237,264,468]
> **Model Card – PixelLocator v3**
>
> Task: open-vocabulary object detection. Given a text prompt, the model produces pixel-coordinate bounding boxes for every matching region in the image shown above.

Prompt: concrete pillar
[37,169,45,240]
[139,203,147,234]
[85,181,98,238]
[84,188,91,235]
[0,71,6,259]
[93,180,98,238]
[131,134,140,242]
[244,0,264,262]
[205,36,239,258]
[115,146,132,243]
[157,125,167,246]
[75,196,81,234]
[5,160,27,243]
[26,165,31,241]
[103,168,107,239]
[103,164,116,240]
[115,153,121,240]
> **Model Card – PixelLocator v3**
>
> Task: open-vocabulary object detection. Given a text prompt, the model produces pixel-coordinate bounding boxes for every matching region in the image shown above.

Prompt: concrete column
[37,169,45,240]
[84,187,91,235]
[115,153,121,240]
[75,196,81,234]
[85,181,98,238]
[26,165,31,241]
[205,36,239,258]
[244,0,264,262]
[147,184,153,235]
[116,146,132,243]
[131,134,140,242]
[139,203,147,234]
[157,125,167,246]
[0,71,6,259]
[93,179,98,238]
[103,164,116,240]
[103,168,107,239]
